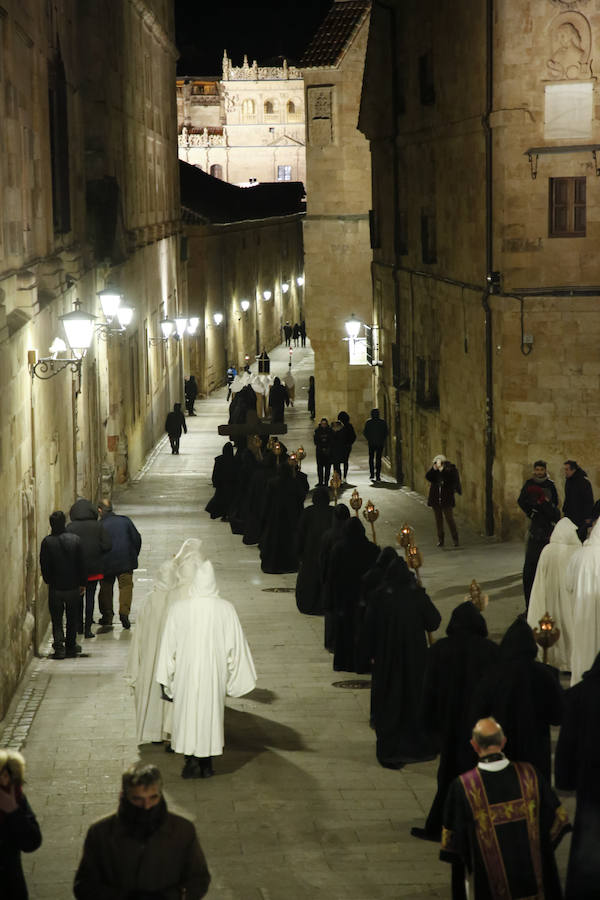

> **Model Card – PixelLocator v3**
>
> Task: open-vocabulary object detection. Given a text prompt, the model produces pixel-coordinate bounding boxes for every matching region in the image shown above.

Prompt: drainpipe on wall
[483,0,495,536]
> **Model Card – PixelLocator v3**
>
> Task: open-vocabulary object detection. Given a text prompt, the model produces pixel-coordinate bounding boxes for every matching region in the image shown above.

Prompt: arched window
[242,98,256,121]
[287,100,296,115]
[210,164,223,180]
[265,100,274,115]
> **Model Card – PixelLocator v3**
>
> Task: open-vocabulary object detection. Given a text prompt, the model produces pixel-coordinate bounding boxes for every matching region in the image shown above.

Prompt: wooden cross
[218,409,287,442]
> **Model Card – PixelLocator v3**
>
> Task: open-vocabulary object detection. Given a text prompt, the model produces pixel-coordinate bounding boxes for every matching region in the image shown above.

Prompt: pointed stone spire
[222,49,229,80]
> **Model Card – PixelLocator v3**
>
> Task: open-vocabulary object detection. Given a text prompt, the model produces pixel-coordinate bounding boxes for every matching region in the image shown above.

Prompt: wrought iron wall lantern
[343,314,383,366]
[29,299,96,387]
[95,288,134,340]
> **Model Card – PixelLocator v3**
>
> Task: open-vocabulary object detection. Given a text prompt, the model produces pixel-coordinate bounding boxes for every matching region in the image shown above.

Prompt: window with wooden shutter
[549,177,586,237]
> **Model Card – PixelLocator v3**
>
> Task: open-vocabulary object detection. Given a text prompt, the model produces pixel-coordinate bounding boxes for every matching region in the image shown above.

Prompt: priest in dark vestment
[471,616,562,782]
[368,557,441,768]
[328,518,379,672]
[205,443,238,520]
[319,504,350,652]
[412,601,499,842]
[441,717,570,900]
[295,487,333,615]
[259,461,308,574]
[555,650,600,899]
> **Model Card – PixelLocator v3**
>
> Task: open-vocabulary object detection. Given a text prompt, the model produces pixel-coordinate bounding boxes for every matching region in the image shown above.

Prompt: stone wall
[185,216,305,396]
[0,0,183,720]
[302,9,373,430]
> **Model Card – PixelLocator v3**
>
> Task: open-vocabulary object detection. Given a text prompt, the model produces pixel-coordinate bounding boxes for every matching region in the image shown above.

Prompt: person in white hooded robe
[155,539,256,778]
[527,517,579,672]
[568,520,600,685]
[124,555,181,745]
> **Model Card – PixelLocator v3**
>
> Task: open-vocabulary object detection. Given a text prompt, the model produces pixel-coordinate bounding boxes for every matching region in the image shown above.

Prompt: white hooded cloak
[568,520,600,685]
[527,517,580,671]
[125,554,182,744]
[155,541,256,757]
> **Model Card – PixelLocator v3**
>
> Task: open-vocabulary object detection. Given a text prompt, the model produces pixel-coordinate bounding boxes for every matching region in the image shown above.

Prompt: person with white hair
[156,540,256,778]
[0,748,42,899]
[425,454,462,547]
[125,555,179,745]
[527,517,580,671]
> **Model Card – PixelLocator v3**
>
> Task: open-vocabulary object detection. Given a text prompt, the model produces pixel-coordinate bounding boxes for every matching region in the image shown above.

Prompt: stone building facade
[300,0,373,427]
[177,53,306,187]
[0,0,184,717]
[360,0,600,538]
[180,162,305,395]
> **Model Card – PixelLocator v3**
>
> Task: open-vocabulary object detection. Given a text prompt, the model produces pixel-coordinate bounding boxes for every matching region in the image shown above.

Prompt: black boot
[181,756,202,779]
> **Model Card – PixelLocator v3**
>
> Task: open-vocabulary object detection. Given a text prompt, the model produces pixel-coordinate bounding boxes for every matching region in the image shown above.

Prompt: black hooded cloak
[295,487,333,614]
[259,464,308,574]
[205,443,238,520]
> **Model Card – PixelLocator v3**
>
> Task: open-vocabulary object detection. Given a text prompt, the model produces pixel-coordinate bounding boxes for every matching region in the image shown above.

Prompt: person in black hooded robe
[259,461,308,574]
[555,650,600,900]
[411,601,500,842]
[361,546,399,721]
[229,436,262,535]
[368,557,441,768]
[295,487,333,614]
[328,518,379,672]
[205,443,238,520]
[243,452,278,546]
[471,616,562,782]
[319,504,350,651]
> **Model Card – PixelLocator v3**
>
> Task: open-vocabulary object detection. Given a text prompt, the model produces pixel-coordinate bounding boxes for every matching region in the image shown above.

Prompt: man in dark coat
[441,718,570,900]
[368,558,441,768]
[283,321,292,347]
[67,498,112,638]
[471,616,562,782]
[313,417,332,487]
[518,460,560,606]
[268,377,289,423]
[74,762,210,899]
[0,748,42,900]
[165,402,187,454]
[184,375,198,416]
[259,462,308,574]
[555,650,600,899]
[292,322,300,347]
[425,454,462,547]
[328,518,379,672]
[205,442,238,521]
[295,486,333,615]
[362,408,388,482]
[337,411,356,481]
[563,459,594,541]
[411,601,499,841]
[97,500,142,631]
[319,503,350,651]
[39,510,86,659]
[300,319,306,347]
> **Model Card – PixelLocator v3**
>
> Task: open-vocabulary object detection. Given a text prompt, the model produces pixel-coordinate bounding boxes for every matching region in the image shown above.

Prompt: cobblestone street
[2,343,572,899]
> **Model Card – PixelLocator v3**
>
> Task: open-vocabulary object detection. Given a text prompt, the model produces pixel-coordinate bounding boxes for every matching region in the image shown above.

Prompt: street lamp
[240,299,250,312]
[263,290,272,301]
[344,314,361,340]
[281,282,289,293]
[95,288,134,339]
[97,288,122,323]
[296,275,304,286]
[174,316,189,339]
[213,312,224,326]
[188,316,200,335]
[29,299,96,383]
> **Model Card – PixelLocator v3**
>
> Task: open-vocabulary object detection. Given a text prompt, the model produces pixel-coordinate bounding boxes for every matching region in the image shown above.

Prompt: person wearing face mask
[73,762,210,899]
[0,749,41,900]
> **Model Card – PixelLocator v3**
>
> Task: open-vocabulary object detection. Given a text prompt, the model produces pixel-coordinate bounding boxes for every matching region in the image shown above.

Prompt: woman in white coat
[527,517,580,672]
[156,539,256,778]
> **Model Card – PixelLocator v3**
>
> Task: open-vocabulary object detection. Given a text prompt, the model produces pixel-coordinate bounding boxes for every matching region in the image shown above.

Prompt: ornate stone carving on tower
[547,12,592,79]
[549,0,589,9]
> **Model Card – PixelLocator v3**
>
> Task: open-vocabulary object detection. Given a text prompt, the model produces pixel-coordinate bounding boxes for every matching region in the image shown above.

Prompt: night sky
[175,0,333,75]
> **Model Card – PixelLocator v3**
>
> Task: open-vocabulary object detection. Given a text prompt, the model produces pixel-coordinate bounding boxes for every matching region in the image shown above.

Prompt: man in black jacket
[517,461,560,605]
[563,459,594,542]
[97,500,142,631]
[74,762,210,900]
[67,498,112,638]
[39,511,86,659]
[363,408,388,482]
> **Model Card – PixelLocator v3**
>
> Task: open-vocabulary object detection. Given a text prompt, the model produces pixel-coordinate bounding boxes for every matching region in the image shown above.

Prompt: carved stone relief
[549,0,589,9]
[547,12,591,80]
[308,86,333,146]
